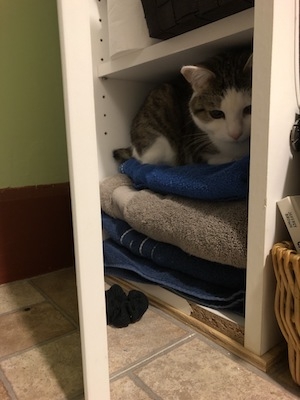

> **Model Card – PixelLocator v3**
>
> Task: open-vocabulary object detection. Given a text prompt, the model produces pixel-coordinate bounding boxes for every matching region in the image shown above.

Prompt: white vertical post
[56,1,110,398]
[245,0,300,355]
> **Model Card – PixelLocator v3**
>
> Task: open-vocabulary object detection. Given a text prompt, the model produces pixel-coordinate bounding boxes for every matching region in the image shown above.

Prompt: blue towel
[103,239,245,313]
[105,266,245,314]
[120,156,249,201]
[102,212,245,290]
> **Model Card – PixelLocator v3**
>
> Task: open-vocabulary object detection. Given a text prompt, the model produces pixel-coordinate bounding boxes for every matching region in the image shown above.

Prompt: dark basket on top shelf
[141,0,254,40]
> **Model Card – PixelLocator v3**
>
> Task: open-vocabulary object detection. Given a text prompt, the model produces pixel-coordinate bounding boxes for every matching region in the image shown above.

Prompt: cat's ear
[181,66,215,92]
[243,53,253,71]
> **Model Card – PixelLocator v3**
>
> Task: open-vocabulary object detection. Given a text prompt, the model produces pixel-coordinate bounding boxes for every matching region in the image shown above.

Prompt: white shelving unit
[57,1,300,398]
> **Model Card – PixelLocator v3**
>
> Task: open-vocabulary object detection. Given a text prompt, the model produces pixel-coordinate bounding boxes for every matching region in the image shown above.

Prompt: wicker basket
[272,241,300,385]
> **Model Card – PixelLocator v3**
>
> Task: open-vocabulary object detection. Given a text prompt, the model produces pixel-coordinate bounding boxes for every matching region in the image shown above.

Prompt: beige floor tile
[31,268,79,323]
[0,380,11,400]
[108,307,190,375]
[0,302,75,358]
[1,332,83,400]
[110,376,153,400]
[134,337,299,400]
[0,281,44,314]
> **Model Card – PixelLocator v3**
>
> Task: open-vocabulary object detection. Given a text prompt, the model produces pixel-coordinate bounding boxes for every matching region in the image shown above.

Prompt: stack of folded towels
[100,156,250,315]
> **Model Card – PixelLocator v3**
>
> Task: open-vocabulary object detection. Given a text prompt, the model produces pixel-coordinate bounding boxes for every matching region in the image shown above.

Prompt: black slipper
[126,290,149,323]
[105,284,131,328]
[105,285,149,328]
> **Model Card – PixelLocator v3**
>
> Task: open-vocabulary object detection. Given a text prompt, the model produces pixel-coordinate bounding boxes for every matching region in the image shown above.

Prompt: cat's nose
[229,130,243,141]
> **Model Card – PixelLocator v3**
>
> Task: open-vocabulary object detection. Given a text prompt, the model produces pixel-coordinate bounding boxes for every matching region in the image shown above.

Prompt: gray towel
[100,174,248,268]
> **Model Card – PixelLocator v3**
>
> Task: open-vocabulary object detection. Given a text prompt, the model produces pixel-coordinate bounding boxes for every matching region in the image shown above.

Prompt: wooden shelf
[98,8,254,82]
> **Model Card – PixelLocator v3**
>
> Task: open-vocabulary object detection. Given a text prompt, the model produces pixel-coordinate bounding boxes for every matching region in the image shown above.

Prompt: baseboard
[0,183,74,284]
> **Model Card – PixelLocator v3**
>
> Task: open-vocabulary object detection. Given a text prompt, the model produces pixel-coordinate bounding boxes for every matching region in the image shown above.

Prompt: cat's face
[181,52,252,146]
[189,87,251,145]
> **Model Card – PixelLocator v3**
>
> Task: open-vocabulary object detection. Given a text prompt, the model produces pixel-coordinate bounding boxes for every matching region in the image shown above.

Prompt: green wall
[0,0,69,188]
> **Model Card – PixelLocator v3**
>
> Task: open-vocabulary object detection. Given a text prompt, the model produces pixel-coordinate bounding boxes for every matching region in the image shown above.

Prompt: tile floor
[0,267,299,399]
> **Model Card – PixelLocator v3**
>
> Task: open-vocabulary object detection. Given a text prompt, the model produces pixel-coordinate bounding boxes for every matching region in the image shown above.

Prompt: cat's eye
[243,105,251,115]
[209,110,225,119]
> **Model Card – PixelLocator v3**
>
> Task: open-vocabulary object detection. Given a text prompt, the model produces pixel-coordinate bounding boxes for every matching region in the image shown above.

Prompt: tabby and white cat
[113,49,252,165]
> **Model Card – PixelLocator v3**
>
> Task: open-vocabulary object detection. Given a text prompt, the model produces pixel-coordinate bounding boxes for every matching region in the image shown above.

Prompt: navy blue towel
[119,156,249,201]
[102,212,246,290]
[103,239,245,313]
